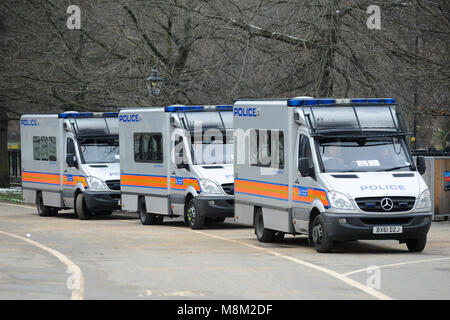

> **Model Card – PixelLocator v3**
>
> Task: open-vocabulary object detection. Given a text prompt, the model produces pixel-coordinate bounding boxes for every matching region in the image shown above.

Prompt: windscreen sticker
[356,160,368,167]
[356,160,381,167]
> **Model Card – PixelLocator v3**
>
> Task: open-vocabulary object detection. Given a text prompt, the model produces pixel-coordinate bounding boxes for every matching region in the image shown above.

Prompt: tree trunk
[0,109,10,188]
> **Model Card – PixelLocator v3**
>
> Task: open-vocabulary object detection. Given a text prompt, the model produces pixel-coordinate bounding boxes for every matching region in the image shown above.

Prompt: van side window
[33,137,41,160]
[298,134,312,162]
[250,129,284,169]
[133,133,163,163]
[49,137,57,161]
[174,135,186,168]
[33,136,57,161]
[67,138,75,155]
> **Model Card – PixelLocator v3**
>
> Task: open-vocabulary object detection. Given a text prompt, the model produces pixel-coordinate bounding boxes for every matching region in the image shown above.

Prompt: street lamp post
[145,64,163,97]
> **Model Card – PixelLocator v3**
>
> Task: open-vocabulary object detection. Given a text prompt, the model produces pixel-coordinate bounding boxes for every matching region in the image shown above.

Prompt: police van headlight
[87,176,108,191]
[199,179,222,194]
[329,191,355,211]
[416,189,431,211]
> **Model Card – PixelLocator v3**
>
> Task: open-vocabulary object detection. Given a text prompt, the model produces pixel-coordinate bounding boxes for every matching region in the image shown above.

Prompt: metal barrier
[413,151,449,219]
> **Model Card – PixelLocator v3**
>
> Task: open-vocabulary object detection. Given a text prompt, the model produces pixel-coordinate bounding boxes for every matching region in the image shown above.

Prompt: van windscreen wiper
[377,165,412,172]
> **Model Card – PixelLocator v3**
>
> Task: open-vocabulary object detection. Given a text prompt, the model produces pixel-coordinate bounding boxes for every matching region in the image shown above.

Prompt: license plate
[373,226,403,234]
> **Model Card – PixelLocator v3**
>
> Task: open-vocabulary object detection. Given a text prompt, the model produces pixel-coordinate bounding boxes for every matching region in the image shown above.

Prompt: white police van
[233,97,432,252]
[20,112,121,219]
[119,105,234,229]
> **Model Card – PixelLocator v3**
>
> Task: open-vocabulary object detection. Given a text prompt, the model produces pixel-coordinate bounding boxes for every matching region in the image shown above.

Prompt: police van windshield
[317,137,413,173]
[79,138,119,164]
[191,143,233,165]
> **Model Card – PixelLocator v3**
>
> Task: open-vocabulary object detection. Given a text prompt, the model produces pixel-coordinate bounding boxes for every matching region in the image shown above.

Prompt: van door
[292,132,329,233]
[169,129,200,215]
[62,136,85,208]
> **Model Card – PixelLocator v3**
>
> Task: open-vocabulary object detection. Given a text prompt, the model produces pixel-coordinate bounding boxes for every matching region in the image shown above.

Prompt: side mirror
[66,153,78,168]
[176,152,190,171]
[298,157,314,177]
[417,156,426,175]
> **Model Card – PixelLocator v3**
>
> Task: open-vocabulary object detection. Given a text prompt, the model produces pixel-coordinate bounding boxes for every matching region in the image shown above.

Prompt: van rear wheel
[36,193,55,217]
[312,215,333,253]
[75,193,92,220]
[138,198,160,225]
[254,209,274,242]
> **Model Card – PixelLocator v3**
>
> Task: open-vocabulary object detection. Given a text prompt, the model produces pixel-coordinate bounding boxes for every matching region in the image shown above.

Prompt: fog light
[208,200,215,206]
[423,216,431,223]
[339,218,347,224]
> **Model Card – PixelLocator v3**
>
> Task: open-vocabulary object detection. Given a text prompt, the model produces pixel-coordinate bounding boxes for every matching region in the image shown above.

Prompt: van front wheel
[312,215,333,253]
[254,209,274,242]
[186,199,205,229]
[406,237,427,252]
[75,193,92,220]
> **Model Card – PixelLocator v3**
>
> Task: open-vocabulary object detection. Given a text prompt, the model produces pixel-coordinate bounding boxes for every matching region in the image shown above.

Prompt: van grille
[106,180,121,191]
[221,183,234,195]
[361,217,413,225]
[355,197,415,212]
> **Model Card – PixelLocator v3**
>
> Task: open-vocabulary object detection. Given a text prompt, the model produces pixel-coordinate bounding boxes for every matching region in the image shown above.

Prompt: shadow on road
[55,211,139,220]
[278,236,408,254]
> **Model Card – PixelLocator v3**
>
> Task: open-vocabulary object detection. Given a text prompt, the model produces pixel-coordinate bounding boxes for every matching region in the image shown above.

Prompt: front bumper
[194,196,234,219]
[83,191,121,212]
[322,211,432,241]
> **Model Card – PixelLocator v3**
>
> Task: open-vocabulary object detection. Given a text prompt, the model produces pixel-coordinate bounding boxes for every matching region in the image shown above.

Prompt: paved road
[0,201,449,300]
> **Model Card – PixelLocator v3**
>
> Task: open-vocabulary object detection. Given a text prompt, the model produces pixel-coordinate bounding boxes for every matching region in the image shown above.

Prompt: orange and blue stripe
[293,186,330,208]
[121,174,201,192]
[63,175,88,188]
[22,171,60,186]
[121,174,168,190]
[235,178,289,201]
[170,176,201,192]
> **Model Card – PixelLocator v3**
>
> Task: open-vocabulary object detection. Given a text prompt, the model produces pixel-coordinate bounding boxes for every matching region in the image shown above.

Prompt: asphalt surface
[0,201,449,300]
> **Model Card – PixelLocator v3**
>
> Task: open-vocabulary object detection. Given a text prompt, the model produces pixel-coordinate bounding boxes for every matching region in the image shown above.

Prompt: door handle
[171,171,176,175]
[294,179,299,184]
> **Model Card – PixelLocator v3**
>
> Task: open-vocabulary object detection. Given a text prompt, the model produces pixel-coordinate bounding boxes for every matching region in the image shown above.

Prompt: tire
[155,215,164,224]
[185,199,205,229]
[138,198,159,225]
[273,231,285,242]
[36,193,54,217]
[406,237,427,252]
[75,193,92,220]
[311,215,333,253]
[254,209,275,242]
[95,210,113,216]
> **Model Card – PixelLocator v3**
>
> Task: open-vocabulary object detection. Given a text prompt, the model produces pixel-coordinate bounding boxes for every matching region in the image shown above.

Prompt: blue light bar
[287,98,396,107]
[58,112,94,118]
[164,105,233,112]
[215,105,233,111]
[103,112,119,118]
[58,112,119,118]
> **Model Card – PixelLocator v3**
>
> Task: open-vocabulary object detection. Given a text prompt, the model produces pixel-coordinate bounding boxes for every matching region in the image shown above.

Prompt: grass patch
[0,192,22,203]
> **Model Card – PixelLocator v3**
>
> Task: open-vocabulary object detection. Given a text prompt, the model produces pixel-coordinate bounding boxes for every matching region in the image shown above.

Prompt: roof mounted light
[58,112,118,118]
[287,98,396,107]
[164,105,232,112]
